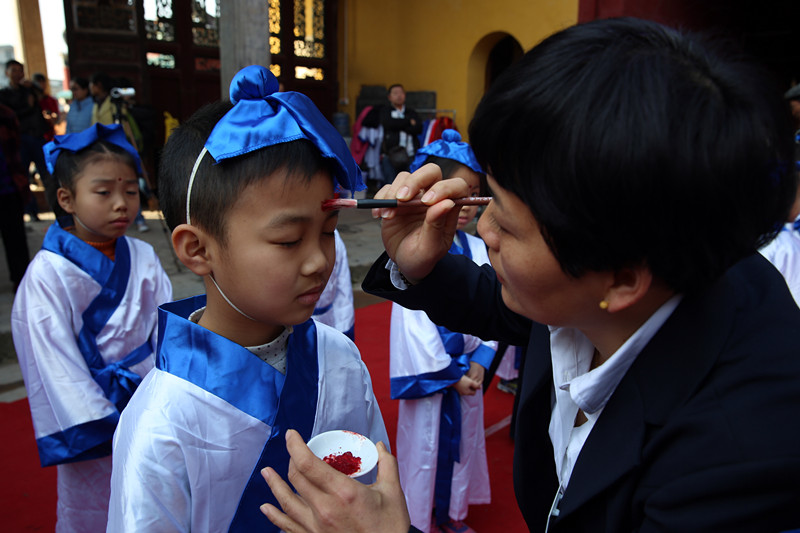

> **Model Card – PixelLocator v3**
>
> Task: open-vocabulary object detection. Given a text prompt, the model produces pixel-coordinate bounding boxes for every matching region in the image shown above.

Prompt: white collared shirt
[548,294,683,489]
[390,105,415,156]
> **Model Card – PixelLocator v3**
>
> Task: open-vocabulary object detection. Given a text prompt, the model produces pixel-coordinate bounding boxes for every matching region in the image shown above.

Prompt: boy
[107,66,388,532]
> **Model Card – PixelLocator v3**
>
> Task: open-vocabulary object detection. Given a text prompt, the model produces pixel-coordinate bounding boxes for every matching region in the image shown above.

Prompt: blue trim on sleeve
[470,344,496,369]
[36,411,119,467]
[390,356,470,399]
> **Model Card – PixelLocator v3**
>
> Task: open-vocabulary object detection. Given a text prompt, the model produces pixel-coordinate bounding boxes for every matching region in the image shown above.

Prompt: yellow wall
[338,0,578,138]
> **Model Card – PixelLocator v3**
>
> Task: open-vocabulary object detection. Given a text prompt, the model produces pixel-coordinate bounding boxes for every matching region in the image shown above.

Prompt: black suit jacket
[378,105,422,153]
[363,252,800,532]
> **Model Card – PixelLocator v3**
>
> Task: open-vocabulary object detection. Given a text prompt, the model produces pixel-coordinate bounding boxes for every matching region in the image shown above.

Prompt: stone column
[219,0,271,99]
[15,0,47,77]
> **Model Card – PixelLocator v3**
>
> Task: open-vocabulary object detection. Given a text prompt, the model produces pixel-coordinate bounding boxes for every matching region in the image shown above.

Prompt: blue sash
[156,296,320,532]
[41,222,150,412]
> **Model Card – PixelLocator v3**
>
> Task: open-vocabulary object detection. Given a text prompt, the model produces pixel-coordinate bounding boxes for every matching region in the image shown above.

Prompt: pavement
[0,204,389,402]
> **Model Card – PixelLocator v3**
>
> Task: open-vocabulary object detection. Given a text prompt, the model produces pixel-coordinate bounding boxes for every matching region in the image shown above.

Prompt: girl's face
[446,164,482,230]
[57,158,140,243]
[477,175,607,328]
[203,170,338,345]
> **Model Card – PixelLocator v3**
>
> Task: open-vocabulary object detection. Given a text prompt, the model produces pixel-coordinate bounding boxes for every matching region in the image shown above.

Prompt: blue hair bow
[43,123,142,175]
[204,65,364,194]
[409,129,483,174]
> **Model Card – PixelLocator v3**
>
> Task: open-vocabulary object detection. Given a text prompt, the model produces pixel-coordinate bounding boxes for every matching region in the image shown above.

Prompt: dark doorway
[485,35,523,92]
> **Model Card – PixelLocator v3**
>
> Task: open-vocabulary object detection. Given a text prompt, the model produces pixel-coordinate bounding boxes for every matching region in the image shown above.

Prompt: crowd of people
[3,15,800,533]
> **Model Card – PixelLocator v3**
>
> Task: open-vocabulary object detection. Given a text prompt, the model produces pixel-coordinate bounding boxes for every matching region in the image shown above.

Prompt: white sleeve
[11,254,117,440]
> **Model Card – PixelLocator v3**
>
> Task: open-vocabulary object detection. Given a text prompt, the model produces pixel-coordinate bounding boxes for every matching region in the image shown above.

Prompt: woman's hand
[260,429,411,533]
[373,163,471,283]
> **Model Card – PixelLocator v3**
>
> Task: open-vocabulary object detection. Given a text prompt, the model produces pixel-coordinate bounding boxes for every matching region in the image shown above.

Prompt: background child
[107,65,389,532]
[759,167,800,306]
[10,122,173,532]
[390,130,495,533]
[312,227,356,340]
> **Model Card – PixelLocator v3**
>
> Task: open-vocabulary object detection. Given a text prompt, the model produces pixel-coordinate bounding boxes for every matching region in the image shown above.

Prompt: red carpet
[0,301,526,531]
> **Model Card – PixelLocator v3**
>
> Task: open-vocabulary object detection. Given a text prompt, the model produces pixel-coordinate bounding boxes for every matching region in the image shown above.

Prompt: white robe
[495,345,520,381]
[107,296,389,533]
[390,231,494,531]
[11,223,172,533]
[760,222,800,307]
[312,229,355,339]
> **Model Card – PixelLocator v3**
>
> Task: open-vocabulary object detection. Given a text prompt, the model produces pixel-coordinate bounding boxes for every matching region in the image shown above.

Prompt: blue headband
[43,123,142,175]
[409,129,483,174]
[202,65,363,193]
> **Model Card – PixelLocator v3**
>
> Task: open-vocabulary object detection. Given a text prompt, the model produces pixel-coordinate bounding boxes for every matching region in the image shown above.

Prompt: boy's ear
[171,224,213,276]
[56,187,75,214]
[604,264,653,313]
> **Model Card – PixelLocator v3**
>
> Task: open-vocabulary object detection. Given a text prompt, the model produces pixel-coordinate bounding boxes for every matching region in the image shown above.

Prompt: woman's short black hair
[158,100,334,246]
[54,141,138,192]
[469,17,796,293]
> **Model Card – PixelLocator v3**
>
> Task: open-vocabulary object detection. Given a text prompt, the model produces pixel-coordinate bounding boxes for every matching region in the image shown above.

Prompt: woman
[260,17,800,533]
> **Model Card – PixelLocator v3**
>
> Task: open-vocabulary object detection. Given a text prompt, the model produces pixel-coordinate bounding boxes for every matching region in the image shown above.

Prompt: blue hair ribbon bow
[409,129,483,174]
[203,65,364,194]
[43,123,143,175]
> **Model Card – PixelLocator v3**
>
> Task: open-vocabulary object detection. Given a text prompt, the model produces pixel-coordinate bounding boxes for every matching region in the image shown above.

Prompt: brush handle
[357,197,491,208]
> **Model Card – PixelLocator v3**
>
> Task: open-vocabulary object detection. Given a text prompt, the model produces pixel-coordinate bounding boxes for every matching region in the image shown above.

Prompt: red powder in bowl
[323,451,362,475]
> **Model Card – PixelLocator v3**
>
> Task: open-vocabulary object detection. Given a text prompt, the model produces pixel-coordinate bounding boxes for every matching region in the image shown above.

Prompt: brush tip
[321,198,357,211]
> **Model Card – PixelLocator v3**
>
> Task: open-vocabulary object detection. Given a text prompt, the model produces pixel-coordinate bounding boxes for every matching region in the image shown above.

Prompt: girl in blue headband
[390,129,494,533]
[107,65,387,533]
[11,122,173,532]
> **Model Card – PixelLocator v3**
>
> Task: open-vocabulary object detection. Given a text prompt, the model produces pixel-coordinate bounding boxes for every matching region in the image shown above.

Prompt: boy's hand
[260,429,410,533]
[452,374,481,396]
[466,361,485,385]
[373,163,471,284]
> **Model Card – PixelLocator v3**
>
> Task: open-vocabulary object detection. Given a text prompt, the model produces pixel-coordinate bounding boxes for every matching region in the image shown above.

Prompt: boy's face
[6,63,24,86]
[206,169,338,343]
[57,157,140,243]
[449,165,482,230]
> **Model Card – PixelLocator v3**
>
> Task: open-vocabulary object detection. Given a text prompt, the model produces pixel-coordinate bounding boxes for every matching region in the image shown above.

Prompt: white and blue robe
[390,231,495,532]
[312,229,356,340]
[11,221,172,533]
[760,219,800,307]
[107,295,389,532]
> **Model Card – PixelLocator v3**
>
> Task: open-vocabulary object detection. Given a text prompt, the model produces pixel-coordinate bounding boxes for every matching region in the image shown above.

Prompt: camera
[111,87,136,99]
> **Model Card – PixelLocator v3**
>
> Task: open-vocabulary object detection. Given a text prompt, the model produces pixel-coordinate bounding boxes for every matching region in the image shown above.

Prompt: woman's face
[70,81,89,101]
[477,175,607,328]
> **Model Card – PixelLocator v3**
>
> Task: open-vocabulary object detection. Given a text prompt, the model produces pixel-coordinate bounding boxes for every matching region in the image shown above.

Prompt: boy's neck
[198,285,286,346]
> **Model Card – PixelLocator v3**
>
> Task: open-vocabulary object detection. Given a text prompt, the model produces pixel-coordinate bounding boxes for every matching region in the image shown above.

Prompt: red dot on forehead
[117,177,122,181]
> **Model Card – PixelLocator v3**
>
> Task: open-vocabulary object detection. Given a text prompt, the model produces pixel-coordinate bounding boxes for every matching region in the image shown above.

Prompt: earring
[599,300,609,310]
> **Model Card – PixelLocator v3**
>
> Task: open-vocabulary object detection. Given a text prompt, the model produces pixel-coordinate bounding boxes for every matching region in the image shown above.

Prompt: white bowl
[306,430,379,478]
